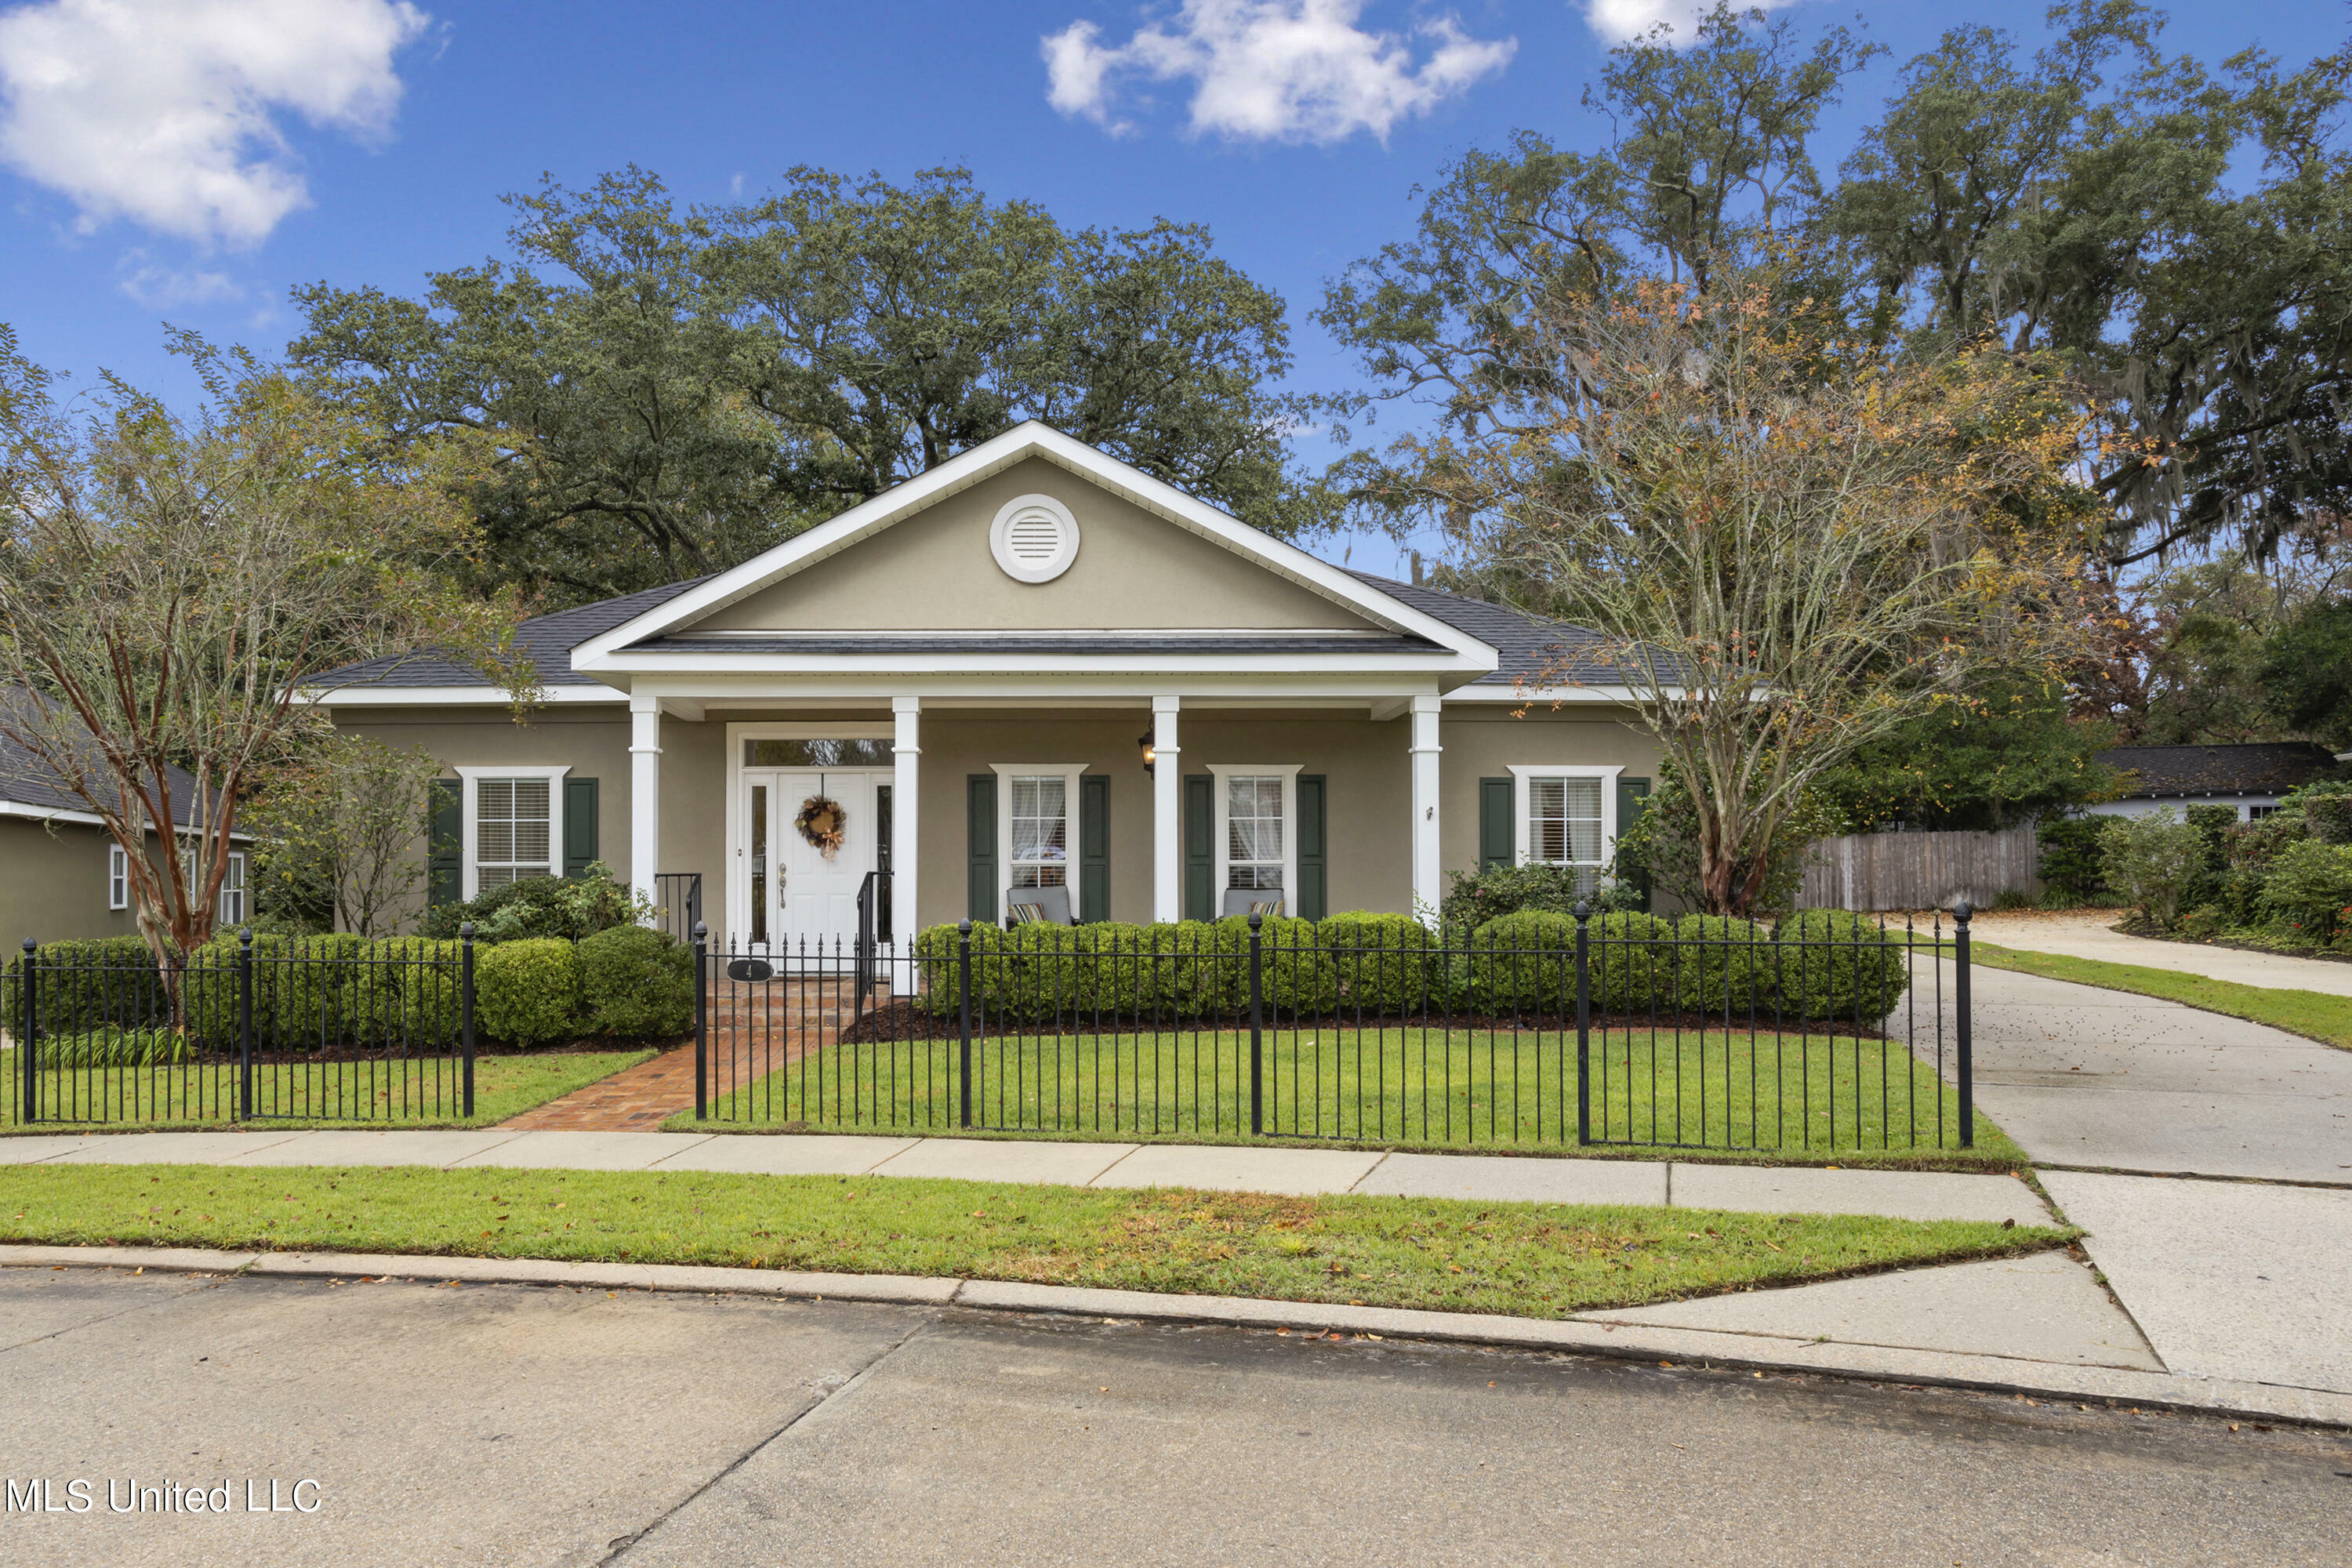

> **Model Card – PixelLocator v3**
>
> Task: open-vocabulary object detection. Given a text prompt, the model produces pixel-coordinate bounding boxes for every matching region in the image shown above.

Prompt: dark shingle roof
[311,562,1623,693]
[311,577,713,691]
[1345,572,1637,686]
[2100,743,2340,799]
[0,688,203,826]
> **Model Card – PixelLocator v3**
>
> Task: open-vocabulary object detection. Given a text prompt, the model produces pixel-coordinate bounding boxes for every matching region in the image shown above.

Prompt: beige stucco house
[317,424,1663,948]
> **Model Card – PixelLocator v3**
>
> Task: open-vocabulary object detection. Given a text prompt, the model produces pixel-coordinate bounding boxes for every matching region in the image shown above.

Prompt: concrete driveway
[1898,960,2351,1184]
[3,1269,2345,1568]
[1894,956,2352,1399]
[1968,909,2352,997]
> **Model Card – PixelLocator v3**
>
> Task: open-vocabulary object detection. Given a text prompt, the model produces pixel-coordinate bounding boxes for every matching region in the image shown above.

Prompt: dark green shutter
[967,774,998,924]
[1079,774,1110,923]
[1478,778,1515,870]
[563,777,599,879]
[1617,776,1653,913]
[1182,774,1213,922]
[1295,774,1327,920]
[426,779,461,907]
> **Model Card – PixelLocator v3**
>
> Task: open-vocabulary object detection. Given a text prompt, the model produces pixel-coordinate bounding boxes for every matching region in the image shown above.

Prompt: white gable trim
[569,423,1495,673]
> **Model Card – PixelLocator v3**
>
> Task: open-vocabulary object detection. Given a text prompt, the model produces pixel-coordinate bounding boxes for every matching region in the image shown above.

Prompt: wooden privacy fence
[1799,824,2040,912]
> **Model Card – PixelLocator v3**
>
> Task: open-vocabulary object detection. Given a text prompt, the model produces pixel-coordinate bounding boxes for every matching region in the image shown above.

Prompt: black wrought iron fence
[691,904,1974,1153]
[7,930,477,1126]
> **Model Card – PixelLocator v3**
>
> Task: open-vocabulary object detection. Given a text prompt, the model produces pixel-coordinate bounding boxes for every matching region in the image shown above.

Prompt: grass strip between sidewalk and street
[0,1050,658,1132]
[1971,944,2352,1052]
[0,1162,2071,1319]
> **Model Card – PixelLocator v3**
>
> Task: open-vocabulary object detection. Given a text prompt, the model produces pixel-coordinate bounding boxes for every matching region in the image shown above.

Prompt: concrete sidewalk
[0,1125,2053,1225]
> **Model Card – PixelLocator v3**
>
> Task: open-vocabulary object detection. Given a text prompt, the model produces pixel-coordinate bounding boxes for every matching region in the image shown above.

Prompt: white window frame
[218,851,247,926]
[989,764,1087,908]
[1508,764,1624,872]
[455,765,571,899]
[107,843,129,910]
[1207,764,1301,902]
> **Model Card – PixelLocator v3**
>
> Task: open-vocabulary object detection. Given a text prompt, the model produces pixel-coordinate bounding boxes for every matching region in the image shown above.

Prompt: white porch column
[628,693,661,917]
[891,696,921,948]
[1410,693,1443,924]
[1152,693,1182,923]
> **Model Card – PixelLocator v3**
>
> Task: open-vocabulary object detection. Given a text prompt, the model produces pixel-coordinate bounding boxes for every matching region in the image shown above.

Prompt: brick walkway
[500,978,879,1131]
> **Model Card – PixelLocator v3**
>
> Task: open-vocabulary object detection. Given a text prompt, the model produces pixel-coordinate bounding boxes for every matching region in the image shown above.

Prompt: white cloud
[1043,1,1515,144]
[116,250,239,306]
[0,0,430,249]
[1582,1,1800,47]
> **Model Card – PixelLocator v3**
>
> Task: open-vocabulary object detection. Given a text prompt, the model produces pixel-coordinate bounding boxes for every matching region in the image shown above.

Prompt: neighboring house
[2083,742,2343,823]
[313,423,1667,946]
[0,692,249,954]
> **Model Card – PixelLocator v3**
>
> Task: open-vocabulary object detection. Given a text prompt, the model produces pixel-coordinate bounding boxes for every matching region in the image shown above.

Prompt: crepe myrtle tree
[1397,263,2104,915]
[0,326,527,967]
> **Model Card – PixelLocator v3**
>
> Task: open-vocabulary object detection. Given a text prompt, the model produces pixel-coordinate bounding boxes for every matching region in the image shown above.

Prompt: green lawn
[0,1162,2071,1319]
[0,1049,655,1131]
[1973,943,2352,1052]
[683,1026,2023,1170]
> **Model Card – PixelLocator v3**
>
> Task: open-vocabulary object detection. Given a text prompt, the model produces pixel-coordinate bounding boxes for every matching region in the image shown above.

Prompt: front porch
[628,692,1449,948]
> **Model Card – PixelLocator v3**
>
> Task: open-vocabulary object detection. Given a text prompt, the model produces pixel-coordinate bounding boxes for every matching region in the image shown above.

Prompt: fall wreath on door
[794,795,847,860]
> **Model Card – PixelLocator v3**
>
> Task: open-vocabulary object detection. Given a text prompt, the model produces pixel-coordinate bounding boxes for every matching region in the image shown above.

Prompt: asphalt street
[3,1268,2345,1568]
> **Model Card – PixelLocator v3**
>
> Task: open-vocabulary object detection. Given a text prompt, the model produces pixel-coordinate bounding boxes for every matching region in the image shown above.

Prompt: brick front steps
[501,978,883,1131]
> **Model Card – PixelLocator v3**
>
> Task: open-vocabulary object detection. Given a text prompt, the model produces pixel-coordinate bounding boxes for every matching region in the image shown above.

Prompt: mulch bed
[833,998,1896,1047]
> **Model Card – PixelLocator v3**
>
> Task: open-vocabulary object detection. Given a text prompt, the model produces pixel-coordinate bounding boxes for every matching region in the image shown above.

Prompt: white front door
[739,769,886,949]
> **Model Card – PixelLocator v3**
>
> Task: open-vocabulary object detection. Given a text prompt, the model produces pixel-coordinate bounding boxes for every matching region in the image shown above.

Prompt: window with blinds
[1226,775,1285,890]
[1529,776,1606,866]
[1009,775,1069,888]
[477,777,554,888]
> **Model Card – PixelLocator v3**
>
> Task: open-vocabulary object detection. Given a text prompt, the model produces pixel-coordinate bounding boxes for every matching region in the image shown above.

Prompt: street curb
[7,1243,2347,1431]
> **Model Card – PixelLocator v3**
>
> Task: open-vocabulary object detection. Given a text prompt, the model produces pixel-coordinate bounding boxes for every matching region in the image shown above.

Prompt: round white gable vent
[989,494,1080,583]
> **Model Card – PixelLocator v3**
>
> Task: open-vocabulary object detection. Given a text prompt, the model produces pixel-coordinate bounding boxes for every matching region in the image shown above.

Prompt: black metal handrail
[854,869,892,1011]
[654,872,702,939]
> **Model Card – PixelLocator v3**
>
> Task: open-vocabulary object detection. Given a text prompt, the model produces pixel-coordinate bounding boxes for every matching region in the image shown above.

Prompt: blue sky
[0,0,2327,574]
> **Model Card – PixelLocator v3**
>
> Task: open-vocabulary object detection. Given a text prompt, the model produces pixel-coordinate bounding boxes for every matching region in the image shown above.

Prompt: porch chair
[1005,884,1076,927]
[1219,888,1284,919]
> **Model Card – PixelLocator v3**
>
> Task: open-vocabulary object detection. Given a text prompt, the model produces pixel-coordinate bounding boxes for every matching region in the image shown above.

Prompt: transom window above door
[743,738,894,767]
[1009,775,1070,889]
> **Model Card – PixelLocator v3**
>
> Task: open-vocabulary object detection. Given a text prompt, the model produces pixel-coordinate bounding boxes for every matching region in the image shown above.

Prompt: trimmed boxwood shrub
[1317,911,1439,1014]
[1584,911,1671,1012]
[1773,910,1909,1022]
[2,935,167,1036]
[576,926,693,1040]
[1465,909,1579,1013]
[348,937,464,1046]
[183,933,371,1052]
[1659,915,1769,1014]
[476,938,579,1047]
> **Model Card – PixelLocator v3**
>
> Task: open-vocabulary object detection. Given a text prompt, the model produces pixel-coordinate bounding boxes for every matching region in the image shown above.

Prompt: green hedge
[1772,910,1910,1023]
[9,927,684,1053]
[903,909,1910,1025]
[476,938,579,1047]
[1465,909,1581,1012]
[2,935,166,1035]
[576,926,693,1040]
[1318,911,1441,1014]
